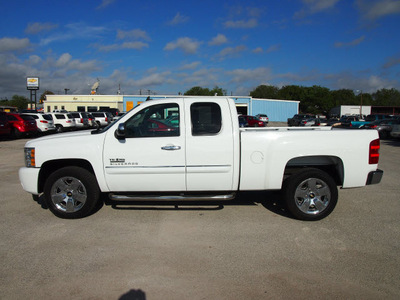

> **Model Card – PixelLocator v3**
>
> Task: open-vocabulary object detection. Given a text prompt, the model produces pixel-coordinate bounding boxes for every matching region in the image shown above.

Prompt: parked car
[70,112,89,129]
[49,112,76,133]
[255,114,269,124]
[327,118,340,126]
[87,113,96,128]
[287,114,313,126]
[390,122,400,139]
[364,119,400,139]
[339,116,361,128]
[299,117,321,126]
[238,116,248,127]
[240,115,265,127]
[112,112,126,122]
[0,111,11,137]
[21,113,56,134]
[91,112,112,128]
[6,113,38,138]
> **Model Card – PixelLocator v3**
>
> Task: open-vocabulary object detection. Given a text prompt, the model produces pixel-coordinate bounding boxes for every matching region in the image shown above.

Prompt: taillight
[66,120,71,123]
[371,125,377,129]
[81,118,83,123]
[105,117,108,122]
[40,120,48,123]
[369,139,380,164]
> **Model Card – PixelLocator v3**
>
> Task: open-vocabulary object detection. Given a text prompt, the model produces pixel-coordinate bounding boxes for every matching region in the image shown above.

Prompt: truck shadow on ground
[33,191,293,219]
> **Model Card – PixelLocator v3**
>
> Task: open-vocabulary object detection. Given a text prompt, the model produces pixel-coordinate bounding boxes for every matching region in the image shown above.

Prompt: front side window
[191,102,222,136]
[124,103,179,138]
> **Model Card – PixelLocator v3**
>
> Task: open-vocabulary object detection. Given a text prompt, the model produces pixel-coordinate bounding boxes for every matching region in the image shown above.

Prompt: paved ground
[1,134,399,300]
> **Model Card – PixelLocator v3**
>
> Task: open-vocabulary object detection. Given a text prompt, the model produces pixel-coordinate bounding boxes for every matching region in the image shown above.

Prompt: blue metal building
[122,95,299,122]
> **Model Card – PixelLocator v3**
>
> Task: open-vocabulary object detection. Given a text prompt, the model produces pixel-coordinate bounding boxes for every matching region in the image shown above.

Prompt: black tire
[11,128,23,139]
[44,166,100,219]
[282,168,338,221]
[56,125,64,133]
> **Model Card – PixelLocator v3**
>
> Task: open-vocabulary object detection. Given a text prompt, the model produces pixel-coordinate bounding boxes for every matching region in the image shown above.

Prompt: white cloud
[217,45,247,59]
[252,47,263,53]
[0,37,31,52]
[134,71,172,87]
[334,36,365,48]
[56,53,72,67]
[25,22,58,34]
[98,41,149,52]
[209,34,228,46]
[180,61,201,70]
[295,0,340,18]
[164,37,201,54]
[97,0,116,9]
[117,29,151,41]
[266,44,281,53]
[356,0,400,20]
[223,18,258,28]
[167,12,189,25]
[226,67,273,83]
[40,23,106,46]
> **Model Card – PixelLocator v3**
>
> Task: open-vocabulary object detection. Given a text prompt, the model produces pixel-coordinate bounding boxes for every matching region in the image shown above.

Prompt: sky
[1,0,400,99]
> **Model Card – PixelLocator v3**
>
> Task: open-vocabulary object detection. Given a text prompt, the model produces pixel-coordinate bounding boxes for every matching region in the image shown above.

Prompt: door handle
[161,145,181,151]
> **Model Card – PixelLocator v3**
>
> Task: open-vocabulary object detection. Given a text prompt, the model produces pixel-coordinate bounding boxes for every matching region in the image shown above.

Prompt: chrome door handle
[161,145,181,150]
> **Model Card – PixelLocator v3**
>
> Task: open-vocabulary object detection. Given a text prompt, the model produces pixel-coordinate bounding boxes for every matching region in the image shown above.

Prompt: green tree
[249,85,279,99]
[372,88,400,106]
[303,85,333,115]
[184,86,211,96]
[331,89,356,106]
[210,86,226,96]
[8,95,29,110]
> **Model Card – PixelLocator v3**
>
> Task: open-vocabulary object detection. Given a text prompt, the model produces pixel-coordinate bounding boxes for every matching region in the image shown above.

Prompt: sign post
[26,77,40,110]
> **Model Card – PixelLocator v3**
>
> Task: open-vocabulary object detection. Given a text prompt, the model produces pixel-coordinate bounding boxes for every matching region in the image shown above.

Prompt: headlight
[24,147,35,167]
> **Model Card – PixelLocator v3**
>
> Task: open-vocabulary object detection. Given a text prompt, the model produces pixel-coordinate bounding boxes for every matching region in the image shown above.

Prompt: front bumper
[19,167,40,194]
[366,169,383,185]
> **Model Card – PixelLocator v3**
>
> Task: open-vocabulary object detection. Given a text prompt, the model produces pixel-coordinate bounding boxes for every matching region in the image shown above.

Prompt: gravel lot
[1,134,399,300]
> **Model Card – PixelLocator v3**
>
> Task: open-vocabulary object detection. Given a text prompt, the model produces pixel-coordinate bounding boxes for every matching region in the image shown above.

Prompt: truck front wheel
[282,168,338,221]
[44,166,100,219]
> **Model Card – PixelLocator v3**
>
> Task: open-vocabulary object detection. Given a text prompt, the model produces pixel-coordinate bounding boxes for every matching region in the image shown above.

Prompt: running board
[109,193,236,202]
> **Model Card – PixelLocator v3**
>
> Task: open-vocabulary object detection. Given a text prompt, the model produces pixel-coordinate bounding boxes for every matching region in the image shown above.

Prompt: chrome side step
[109,193,236,202]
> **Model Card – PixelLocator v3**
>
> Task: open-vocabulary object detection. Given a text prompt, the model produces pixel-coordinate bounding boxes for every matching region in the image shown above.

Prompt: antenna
[90,78,100,95]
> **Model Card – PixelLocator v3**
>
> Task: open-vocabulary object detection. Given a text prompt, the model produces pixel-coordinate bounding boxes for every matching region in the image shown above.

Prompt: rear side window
[43,114,52,121]
[55,114,65,119]
[20,115,35,121]
[190,102,222,136]
[71,113,79,118]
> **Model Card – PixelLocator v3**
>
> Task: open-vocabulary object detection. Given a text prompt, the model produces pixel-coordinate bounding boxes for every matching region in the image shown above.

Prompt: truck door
[103,100,186,192]
[184,99,237,191]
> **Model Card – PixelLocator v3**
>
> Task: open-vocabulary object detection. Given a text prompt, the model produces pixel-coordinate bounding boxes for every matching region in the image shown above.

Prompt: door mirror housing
[115,123,126,140]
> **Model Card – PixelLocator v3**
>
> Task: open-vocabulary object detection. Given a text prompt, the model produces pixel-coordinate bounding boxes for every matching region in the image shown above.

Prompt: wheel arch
[284,155,344,186]
[38,159,96,193]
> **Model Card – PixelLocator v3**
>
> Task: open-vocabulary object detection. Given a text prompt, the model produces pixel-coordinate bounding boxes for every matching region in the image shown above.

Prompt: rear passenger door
[184,99,236,191]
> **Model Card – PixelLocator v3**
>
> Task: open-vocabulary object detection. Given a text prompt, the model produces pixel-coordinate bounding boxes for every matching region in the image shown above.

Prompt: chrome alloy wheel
[294,177,331,215]
[50,176,87,213]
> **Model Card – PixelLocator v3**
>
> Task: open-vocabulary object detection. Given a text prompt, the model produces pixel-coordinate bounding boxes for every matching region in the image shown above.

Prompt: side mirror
[115,123,126,140]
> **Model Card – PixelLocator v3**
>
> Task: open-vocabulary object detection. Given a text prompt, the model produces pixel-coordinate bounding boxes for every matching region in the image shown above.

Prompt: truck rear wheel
[44,166,100,219]
[282,168,338,221]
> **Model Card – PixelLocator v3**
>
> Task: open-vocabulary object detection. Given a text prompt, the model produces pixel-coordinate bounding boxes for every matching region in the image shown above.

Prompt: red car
[0,111,11,137]
[6,113,38,138]
[240,115,266,127]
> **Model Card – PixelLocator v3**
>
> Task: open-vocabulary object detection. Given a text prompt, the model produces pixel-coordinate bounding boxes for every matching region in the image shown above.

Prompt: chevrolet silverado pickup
[19,97,383,220]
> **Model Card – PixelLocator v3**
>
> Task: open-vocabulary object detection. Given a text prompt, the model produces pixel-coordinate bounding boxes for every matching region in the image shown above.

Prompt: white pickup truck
[19,97,383,220]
